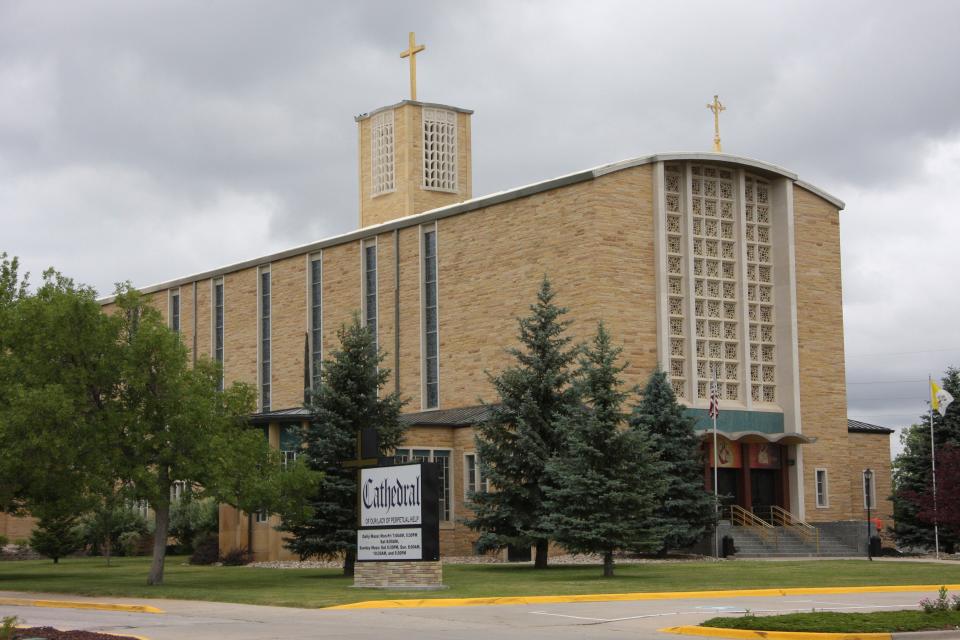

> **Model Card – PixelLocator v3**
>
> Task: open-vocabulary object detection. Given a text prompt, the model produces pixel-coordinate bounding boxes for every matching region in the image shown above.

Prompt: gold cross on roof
[706,95,726,152]
[400,32,426,101]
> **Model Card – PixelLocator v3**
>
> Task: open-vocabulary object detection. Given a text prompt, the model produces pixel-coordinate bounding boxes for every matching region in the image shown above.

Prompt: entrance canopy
[695,430,814,445]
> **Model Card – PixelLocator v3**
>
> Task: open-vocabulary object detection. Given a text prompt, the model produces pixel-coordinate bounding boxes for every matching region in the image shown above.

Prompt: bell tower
[355,33,473,228]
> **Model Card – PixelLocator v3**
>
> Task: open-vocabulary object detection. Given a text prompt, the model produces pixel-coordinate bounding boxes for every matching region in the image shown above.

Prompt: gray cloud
[3,0,959,448]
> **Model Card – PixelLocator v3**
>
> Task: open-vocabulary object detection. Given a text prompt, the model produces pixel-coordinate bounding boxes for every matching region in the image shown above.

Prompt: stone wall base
[353,560,445,590]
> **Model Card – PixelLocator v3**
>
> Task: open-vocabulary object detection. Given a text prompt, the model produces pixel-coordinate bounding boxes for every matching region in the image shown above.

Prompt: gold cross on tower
[706,94,726,152]
[400,32,426,101]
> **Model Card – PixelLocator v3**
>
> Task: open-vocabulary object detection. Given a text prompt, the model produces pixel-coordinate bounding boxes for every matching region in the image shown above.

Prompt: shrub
[118,531,144,557]
[189,533,220,565]
[169,497,218,553]
[78,505,149,556]
[1,616,18,640]
[0,535,8,547]
[220,546,252,566]
[12,539,27,548]
[920,586,950,613]
[29,514,83,563]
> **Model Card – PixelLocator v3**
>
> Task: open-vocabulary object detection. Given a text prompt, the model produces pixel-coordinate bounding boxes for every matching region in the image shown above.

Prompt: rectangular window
[170,480,188,502]
[423,228,439,408]
[363,241,377,347]
[422,107,457,192]
[259,267,271,412]
[863,471,875,509]
[395,448,451,522]
[281,450,299,470]
[815,468,829,508]
[464,453,488,499]
[169,289,180,333]
[310,256,322,390]
[255,510,269,524]
[214,278,224,391]
[371,109,395,196]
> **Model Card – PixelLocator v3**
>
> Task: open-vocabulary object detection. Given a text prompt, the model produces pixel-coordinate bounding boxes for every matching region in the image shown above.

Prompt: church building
[89,38,893,561]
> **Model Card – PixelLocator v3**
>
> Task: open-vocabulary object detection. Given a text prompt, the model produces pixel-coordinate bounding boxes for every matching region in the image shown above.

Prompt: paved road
[0,589,940,639]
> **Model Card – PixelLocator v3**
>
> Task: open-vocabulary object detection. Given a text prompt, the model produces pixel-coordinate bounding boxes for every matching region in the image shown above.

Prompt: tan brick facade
[83,118,891,561]
[358,102,472,228]
[793,186,857,522]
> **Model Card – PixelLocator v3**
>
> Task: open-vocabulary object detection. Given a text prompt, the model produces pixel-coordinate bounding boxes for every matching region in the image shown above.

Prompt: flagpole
[712,366,719,560]
[929,375,940,560]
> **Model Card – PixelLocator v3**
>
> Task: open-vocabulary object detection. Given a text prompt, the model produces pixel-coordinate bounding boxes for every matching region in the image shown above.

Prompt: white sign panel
[357,528,423,561]
[360,464,422,527]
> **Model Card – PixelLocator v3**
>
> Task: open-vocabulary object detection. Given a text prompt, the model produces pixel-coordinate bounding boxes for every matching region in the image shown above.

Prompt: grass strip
[702,609,960,633]
[0,557,958,609]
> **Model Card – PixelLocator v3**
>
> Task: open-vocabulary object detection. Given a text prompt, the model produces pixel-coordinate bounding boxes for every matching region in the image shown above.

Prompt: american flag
[708,369,720,419]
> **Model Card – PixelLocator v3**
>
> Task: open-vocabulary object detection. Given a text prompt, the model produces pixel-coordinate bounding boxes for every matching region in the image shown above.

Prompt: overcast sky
[3,0,958,452]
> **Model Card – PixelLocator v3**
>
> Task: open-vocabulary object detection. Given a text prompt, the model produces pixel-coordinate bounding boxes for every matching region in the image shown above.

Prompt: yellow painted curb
[328,583,960,610]
[0,597,163,614]
[659,625,890,640]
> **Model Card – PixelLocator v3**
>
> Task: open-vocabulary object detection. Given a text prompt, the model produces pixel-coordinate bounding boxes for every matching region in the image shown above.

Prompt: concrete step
[722,524,859,558]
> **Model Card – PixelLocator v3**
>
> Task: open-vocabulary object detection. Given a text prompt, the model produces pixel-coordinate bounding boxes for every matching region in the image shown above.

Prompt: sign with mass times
[357,461,440,562]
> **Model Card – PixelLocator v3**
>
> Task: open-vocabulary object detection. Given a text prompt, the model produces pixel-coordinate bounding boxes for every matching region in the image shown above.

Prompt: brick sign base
[353,560,446,590]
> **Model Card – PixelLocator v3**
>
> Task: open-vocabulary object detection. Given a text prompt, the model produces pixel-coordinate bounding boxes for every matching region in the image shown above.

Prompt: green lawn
[0,557,957,609]
[703,609,960,633]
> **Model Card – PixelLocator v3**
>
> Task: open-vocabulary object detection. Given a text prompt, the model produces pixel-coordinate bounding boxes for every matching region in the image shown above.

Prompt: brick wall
[847,432,894,533]
[793,186,852,521]
[359,103,472,228]
[354,560,443,588]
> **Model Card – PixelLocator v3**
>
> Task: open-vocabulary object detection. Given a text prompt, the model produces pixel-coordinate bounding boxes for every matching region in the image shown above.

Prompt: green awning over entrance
[685,408,784,434]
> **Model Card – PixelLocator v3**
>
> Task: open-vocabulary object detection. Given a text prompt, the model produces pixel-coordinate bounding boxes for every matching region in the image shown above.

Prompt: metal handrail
[768,505,820,554]
[725,504,777,547]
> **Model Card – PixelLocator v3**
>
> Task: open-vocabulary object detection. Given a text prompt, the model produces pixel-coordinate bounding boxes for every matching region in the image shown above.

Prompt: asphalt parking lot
[0,588,938,639]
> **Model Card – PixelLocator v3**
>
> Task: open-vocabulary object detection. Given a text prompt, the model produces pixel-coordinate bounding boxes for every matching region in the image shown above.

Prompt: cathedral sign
[357,462,440,562]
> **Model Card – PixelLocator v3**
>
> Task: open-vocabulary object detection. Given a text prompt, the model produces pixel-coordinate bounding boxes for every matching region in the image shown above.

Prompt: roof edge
[355,100,474,122]
[98,152,844,304]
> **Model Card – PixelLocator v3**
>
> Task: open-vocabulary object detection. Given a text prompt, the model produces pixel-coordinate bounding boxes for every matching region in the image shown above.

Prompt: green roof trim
[685,408,784,434]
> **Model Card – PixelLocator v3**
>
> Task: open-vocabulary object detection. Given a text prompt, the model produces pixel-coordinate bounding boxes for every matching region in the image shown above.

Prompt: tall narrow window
[371,109,395,196]
[745,174,776,403]
[170,289,180,333]
[395,448,451,522]
[214,279,224,391]
[464,453,488,498]
[422,108,457,192]
[363,242,377,347]
[310,256,322,390]
[815,469,829,508]
[423,228,439,408]
[259,268,271,412]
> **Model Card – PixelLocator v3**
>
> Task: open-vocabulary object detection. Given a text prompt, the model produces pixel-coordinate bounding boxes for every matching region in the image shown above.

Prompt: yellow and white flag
[931,381,954,417]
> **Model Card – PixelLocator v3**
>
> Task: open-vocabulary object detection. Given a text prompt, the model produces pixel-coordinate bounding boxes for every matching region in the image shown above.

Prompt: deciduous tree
[892,368,960,552]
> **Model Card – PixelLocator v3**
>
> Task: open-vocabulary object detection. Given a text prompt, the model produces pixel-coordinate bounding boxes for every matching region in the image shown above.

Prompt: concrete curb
[0,596,163,614]
[659,625,889,639]
[328,584,960,610]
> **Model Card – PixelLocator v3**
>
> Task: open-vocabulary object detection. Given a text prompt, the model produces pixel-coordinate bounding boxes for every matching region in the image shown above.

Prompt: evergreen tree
[29,512,83,564]
[465,277,579,568]
[892,367,960,551]
[280,317,405,576]
[630,367,715,554]
[541,323,665,577]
